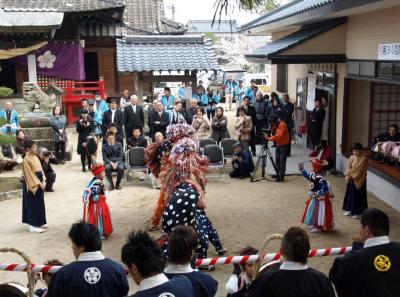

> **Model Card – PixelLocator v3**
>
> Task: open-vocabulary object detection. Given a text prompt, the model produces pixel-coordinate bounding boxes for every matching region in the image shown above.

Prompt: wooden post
[27,54,37,82]
[190,70,198,95]
[135,72,144,104]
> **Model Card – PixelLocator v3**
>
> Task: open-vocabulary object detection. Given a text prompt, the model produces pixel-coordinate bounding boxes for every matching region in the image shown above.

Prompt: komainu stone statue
[23,82,56,113]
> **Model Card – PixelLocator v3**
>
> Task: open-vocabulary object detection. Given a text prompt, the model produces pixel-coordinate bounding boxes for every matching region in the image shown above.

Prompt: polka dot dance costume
[162,183,224,258]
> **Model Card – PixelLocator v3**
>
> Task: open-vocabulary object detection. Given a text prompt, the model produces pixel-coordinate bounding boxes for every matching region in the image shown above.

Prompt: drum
[0,282,29,297]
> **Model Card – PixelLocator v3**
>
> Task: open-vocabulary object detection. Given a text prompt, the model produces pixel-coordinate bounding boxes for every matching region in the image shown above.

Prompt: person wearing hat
[82,161,113,239]
[229,142,254,179]
[76,109,95,172]
[343,143,369,219]
[308,97,326,147]
[298,155,334,232]
[266,115,290,182]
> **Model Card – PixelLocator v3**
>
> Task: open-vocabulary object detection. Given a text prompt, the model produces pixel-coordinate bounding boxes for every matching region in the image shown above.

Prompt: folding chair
[125,147,150,184]
[220,138,239,166]
[199,138,216,149]
[203,144,225,177]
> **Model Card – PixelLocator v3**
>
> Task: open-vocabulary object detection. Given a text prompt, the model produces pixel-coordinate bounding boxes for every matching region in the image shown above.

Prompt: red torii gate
[37,77,107,125]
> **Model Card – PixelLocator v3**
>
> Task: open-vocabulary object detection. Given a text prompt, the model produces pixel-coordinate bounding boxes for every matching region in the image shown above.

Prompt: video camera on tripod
[251,125,279,182]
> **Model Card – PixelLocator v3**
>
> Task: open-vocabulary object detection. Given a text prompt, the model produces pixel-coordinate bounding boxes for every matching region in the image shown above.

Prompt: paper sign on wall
[306,73,317,111]
[378,43,400,60]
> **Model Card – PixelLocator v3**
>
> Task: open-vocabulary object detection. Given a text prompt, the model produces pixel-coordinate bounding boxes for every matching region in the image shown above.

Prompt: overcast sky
[163,0,272,26]
[163,0,292,25]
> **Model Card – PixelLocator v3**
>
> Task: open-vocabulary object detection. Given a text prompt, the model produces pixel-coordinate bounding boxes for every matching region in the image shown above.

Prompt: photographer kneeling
[266,115,290,182]
[229,142,254,179]
[38,148,56,192]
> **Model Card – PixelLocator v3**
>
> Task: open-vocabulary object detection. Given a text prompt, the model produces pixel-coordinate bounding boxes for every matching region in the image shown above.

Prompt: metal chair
[203,144,225,177]
[220,138,239,166]
[125,147,149,184]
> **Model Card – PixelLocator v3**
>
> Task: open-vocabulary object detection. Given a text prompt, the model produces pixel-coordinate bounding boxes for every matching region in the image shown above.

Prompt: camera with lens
[256,126,272,145]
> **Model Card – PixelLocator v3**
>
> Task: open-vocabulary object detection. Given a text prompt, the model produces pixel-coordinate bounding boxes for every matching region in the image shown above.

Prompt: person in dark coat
[254,92,271,144]
[124,95,144,138]
[121,230,195,297]
[185,99,198,125]
[102,98,124,137]
[127,128,148,150]
[15,129,29,157]
[38,148,56,192]
[148,100,170,140]
[102,123,124,146]
[211,107,230,143]
[76,109,95,172]
[278,93,294,155]
[102,131,125,191]
[229,143,254,179]
[164,225,218,297]
[247,227,335,297]
[47,222,129,297]
[308,98,326,147]
[373,124,400,143]
[237,96,257,155]
[330,208,400,297]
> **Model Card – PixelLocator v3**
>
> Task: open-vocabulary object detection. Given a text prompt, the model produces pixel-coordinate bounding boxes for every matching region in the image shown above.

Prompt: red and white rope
[0,246,351,272]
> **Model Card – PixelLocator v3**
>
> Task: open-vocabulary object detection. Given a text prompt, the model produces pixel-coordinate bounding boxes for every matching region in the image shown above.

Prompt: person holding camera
[229,142,254,179]
[266,115,290,182]
[234,106,253,152]
[50,106,67,164]
[38,148,56,192]
[211,107,230,144]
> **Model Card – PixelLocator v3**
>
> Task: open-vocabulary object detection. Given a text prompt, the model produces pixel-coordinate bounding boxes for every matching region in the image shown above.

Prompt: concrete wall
[282,24,347,55]
[346,6,400,59]
[350,80,371,147]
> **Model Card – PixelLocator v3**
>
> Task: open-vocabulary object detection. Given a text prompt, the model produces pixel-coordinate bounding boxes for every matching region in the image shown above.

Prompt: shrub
[0,133,16,146]
[0,86,14,97]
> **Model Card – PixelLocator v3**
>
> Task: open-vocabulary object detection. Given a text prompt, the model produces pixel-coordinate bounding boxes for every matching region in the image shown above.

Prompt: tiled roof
[245,18,346,59]
[241,0,335,31]
[187,20,239,33]
[123,0,186,35]
[0,0,124,12]
[116,35,220,72]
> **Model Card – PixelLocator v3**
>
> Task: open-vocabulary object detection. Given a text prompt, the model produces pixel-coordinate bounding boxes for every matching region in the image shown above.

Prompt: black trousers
[80,153,92,169]
[54,141,65,161]
[45,171,56,191]
[250,127,256,154]
[105,163,125,186]
[275,144,289,181]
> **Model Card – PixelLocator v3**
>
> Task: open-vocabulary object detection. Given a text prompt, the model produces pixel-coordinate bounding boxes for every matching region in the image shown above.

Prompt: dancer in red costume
[82,162,113,238]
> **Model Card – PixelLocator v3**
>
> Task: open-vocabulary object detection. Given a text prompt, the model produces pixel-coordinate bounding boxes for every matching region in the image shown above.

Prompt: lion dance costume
[146,121,225,259]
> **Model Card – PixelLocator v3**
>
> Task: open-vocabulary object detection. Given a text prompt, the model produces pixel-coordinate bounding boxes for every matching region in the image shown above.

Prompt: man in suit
[148,101,170,140]
[308,98,326,147]
[124,95,144,140]
[185,99,198,125]
[169,102,186,125]
[102,98,124,137]
[278,93,294,156]
[237,96,257,156]
[102,131,125,191]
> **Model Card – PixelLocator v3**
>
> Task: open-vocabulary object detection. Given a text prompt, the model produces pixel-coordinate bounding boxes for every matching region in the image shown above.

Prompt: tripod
[251,142,278,182]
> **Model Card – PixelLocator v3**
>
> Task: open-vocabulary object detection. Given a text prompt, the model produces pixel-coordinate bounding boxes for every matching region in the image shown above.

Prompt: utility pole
[167,4,175,21]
